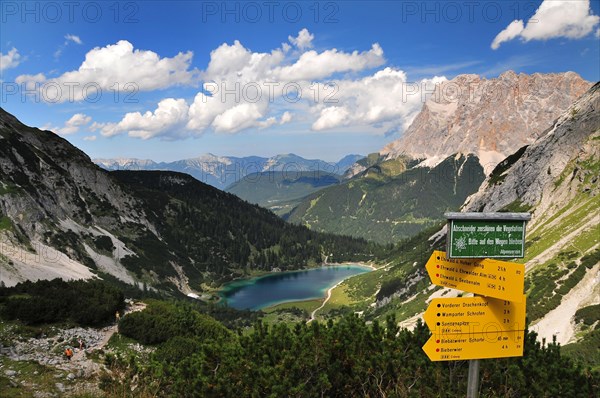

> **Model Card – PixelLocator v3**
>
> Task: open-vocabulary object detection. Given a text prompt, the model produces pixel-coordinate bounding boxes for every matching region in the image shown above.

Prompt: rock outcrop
[381,71,591,171]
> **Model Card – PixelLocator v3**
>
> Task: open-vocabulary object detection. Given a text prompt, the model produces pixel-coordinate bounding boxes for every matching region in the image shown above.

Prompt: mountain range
[0,108,378,294]
[330,80,599,355]
[95,153,363,190]
[288,71,592,243]
[380,70,591,170]
[1,73,598,360]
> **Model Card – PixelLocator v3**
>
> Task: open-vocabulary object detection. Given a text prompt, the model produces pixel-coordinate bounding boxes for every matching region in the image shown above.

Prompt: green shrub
[118,301,231,345]
[0,279,124,326]
[575,304,600,326]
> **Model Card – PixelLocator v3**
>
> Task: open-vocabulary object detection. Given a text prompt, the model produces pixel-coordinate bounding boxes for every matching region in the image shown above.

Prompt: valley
[1,64,599,398]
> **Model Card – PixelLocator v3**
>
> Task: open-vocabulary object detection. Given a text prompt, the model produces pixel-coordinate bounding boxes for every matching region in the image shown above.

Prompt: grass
[263,300,321,314]
[105,332,137,351]
[523,194,598,262]
[0,183,18,195]
[321,283,354,313]
[393,289,431,322]
[0,216,12,230]
[261,300,319,323]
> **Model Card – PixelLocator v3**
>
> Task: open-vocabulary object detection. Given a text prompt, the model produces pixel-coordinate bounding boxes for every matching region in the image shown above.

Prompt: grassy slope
[288,154,485,244]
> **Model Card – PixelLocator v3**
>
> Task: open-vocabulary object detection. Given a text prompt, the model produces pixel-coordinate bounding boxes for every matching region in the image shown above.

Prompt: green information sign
[445,213,530,258]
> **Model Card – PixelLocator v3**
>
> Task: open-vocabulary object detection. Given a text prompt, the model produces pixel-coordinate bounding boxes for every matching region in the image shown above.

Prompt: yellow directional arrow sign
[425,251,525,301]
[424,296,526,336]
[422,329,525,361]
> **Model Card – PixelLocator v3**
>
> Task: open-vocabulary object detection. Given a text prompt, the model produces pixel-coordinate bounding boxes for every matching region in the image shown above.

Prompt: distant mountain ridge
[380,71,591,171]
[226,171,344,217]
[95,153,364,190]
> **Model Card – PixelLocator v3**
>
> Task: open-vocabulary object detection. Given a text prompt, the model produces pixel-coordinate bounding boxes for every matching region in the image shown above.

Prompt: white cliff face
[381,71,592,171]
[461,82,600,346]
[463,82,600,222]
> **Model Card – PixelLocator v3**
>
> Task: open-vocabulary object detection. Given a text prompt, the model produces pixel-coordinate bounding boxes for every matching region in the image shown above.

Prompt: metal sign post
[467,359,480,398]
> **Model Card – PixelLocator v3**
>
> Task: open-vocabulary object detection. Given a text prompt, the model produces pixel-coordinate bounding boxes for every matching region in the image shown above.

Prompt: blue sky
[1,0,599,162]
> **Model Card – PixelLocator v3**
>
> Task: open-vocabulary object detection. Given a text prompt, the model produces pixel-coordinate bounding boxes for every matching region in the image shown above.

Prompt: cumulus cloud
[272,43,385,81]
[0,48,22,71]
[83,135,97,141]
[492,0,600,49]
[280,111,293,124]
[289,28,314,50]
[93,98,189,139]
[18,40,198,102]
[96,29,440,139]
[312,68,445,131]
[44,113,92,135]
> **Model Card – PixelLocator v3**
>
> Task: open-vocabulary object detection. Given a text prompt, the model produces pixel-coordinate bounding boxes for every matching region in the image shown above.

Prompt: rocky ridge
[381,71,591,171]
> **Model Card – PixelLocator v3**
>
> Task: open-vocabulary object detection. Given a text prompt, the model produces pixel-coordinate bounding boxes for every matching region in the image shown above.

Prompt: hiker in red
[64,347,73,361]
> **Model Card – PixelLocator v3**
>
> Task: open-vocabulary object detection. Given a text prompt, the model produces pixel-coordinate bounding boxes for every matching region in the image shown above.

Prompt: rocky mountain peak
[463,81,600,224]
[381,71,592,171]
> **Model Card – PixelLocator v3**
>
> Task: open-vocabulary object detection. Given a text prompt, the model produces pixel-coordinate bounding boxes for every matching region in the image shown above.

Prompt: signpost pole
[467,359,480,398]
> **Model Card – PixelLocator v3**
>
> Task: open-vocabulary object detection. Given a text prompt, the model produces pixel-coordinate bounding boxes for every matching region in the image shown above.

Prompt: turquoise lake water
[220,265,372,310]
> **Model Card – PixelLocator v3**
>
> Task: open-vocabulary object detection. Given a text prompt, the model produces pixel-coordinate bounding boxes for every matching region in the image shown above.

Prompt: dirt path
[308,281,342,323]
[70,301,147,364]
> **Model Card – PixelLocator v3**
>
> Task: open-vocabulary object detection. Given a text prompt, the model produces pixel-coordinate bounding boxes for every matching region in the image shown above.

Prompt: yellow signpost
[422,329,525,361]
[430,213,532,397]
[423,295,527,336]
[425,250,525,302]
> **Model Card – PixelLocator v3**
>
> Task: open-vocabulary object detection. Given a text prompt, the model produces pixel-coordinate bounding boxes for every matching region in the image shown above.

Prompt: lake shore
[221,264,374,311]
[307,279,344,323]
[323,261,378,271]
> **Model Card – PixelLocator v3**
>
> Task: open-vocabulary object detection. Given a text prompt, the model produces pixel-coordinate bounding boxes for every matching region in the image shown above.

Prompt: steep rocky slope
[462,81,600,346]
[381,71,591,170]
[289,72,591,242]
[0,108,378,291]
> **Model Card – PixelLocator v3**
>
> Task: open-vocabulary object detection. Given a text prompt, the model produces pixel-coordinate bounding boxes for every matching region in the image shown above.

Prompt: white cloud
[96,30,440,139]
[212,103,264,133]
[17,40,198,102]
[596,28,600,38]
[44,113,92,135]
[280,111,293,124]
[289,28,315,50]
[492,0,600,49]
[312,68,446,131]
[312,106,350,130]
[83,135,97,141]
[65,34,82,45]
[94,98,189,139]
[0,48,22,71]
[272,43,385,81]
[491,20,525,50]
